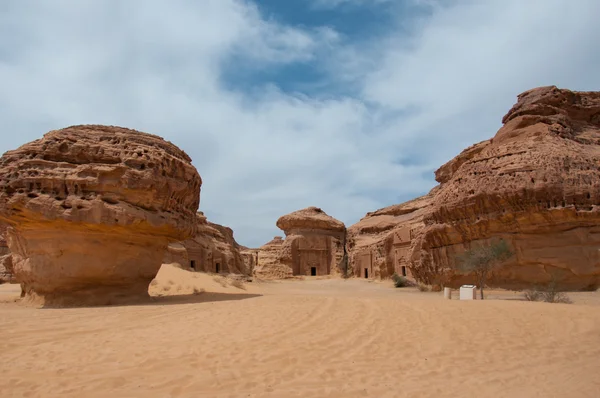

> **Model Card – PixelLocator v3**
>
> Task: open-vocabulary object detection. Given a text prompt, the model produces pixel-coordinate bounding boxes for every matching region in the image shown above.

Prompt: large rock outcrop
[164,212,250,275]
[0,125,201,305]
[253,236,292,279]
[346,191,436,279]
[348,86,600,290]
[257,207,347,278]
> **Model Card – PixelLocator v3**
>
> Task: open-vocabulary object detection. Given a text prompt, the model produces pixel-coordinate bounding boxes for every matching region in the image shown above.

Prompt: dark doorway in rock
[311,267,317,276]
[216,263,220,273]
[364,268,369,279]
[401,266,406,277]
[190,260,196,270]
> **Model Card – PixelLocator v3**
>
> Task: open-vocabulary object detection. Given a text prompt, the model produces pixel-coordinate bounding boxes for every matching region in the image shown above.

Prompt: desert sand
[1,265,599,398]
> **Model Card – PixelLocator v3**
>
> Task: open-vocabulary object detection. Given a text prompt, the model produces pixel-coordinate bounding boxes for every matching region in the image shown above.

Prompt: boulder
[348,86,600,290]
[0,125,201,305]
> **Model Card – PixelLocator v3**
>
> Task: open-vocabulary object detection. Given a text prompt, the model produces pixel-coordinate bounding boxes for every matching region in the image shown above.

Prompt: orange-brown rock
[0,224,8,255]
[349,86,600,290]
[240,246,258,276]
[0,125,201,305]
[346,191,436,279]
[164,212,250,275]
[253,236,293,279]
[274,207,346,277]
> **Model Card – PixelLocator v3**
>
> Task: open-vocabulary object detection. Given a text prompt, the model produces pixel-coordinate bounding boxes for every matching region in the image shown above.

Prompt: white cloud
[1,0,599,247]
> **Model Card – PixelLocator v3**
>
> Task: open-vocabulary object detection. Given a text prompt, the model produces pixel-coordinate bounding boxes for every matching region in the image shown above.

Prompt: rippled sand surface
[1,265,599,398]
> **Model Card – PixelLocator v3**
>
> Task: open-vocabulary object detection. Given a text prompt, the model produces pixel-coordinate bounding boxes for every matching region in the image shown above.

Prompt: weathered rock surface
[255,207,346,278]
[0,254,15,284]
[0,125,201,305]
[253,236,292,279]
[346,191,436,279]
[239,246,258,276]
[348,86,600,290]
[164,212,250,275]
[277,207,346,277]
[0,224,15,284]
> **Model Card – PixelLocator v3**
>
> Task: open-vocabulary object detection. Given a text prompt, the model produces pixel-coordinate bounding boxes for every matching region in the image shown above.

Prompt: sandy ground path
[1,267,599,398]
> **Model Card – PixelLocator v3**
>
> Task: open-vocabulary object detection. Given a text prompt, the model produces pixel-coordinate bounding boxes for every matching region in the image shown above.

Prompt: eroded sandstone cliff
[0,125,201,305]
[253,236,292,279]
[164,212,251,275]
[348,86,600,290]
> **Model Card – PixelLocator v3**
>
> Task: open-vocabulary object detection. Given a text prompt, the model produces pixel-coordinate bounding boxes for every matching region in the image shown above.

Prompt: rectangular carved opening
[364,268,369,279]
[216,263,220,273]
[401,266,406,277]
[190,260,196,270]
[310,267,317,276]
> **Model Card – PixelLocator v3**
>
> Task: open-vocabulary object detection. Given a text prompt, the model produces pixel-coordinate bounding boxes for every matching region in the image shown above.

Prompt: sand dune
[0,266,599,398]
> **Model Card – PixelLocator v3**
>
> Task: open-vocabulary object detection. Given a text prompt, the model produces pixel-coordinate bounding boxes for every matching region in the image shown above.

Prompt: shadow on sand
[146,292,263,306]
[27,291,263,309]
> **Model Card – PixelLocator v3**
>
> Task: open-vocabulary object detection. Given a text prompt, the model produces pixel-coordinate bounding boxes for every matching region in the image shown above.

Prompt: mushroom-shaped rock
[274,207,346,277]
[276,206,345,233]
[0,125,201,306]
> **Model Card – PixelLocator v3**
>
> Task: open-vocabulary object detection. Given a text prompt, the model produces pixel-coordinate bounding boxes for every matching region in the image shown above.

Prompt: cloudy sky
[1,0,599,247]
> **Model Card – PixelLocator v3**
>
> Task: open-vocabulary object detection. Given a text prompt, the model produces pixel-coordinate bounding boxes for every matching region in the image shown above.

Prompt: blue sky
[1,0,599,247]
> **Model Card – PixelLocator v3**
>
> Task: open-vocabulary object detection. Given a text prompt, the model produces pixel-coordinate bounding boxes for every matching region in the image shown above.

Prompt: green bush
[392,273,409,288]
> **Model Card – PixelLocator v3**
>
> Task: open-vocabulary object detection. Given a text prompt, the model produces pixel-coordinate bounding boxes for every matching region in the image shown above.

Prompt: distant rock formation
[348,86,600,290]
[254,207,346,279]
[164,212,251,275]
[0,125,201,305]
[253,236,292,279]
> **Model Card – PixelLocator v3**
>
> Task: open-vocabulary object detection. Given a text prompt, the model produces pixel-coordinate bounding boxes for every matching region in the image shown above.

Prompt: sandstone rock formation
[0,125,201,305]
[239,246,258,276]
[348,86,600,290]
[0,253,15,284]
[253,236,293,279]
[346,192,436,279]
[254,207,346,279]
[0,223,15,284]
[277,207,346,277]
[0,223,8,256]
[164,212,251,275]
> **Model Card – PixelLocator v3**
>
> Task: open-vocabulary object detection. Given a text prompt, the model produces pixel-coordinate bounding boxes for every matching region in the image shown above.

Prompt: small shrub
[523,280,572,304]
[523,289,541,301]
[417,283,431,292]
[392,273,409,288]
[542,290,572,304]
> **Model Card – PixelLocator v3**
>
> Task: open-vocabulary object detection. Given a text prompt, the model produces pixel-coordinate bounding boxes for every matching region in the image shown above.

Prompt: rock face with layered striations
[164,212,250,275]
[0,223,8,256]
[275,207,346,277]
[253,236,292,279]
[348,86,600,290]
[0,125,201,305]
[346,191,437,280]
[0,224,14,284]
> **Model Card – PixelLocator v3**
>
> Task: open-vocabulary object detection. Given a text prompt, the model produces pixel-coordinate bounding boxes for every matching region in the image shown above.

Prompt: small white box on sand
[459,285,477,300]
